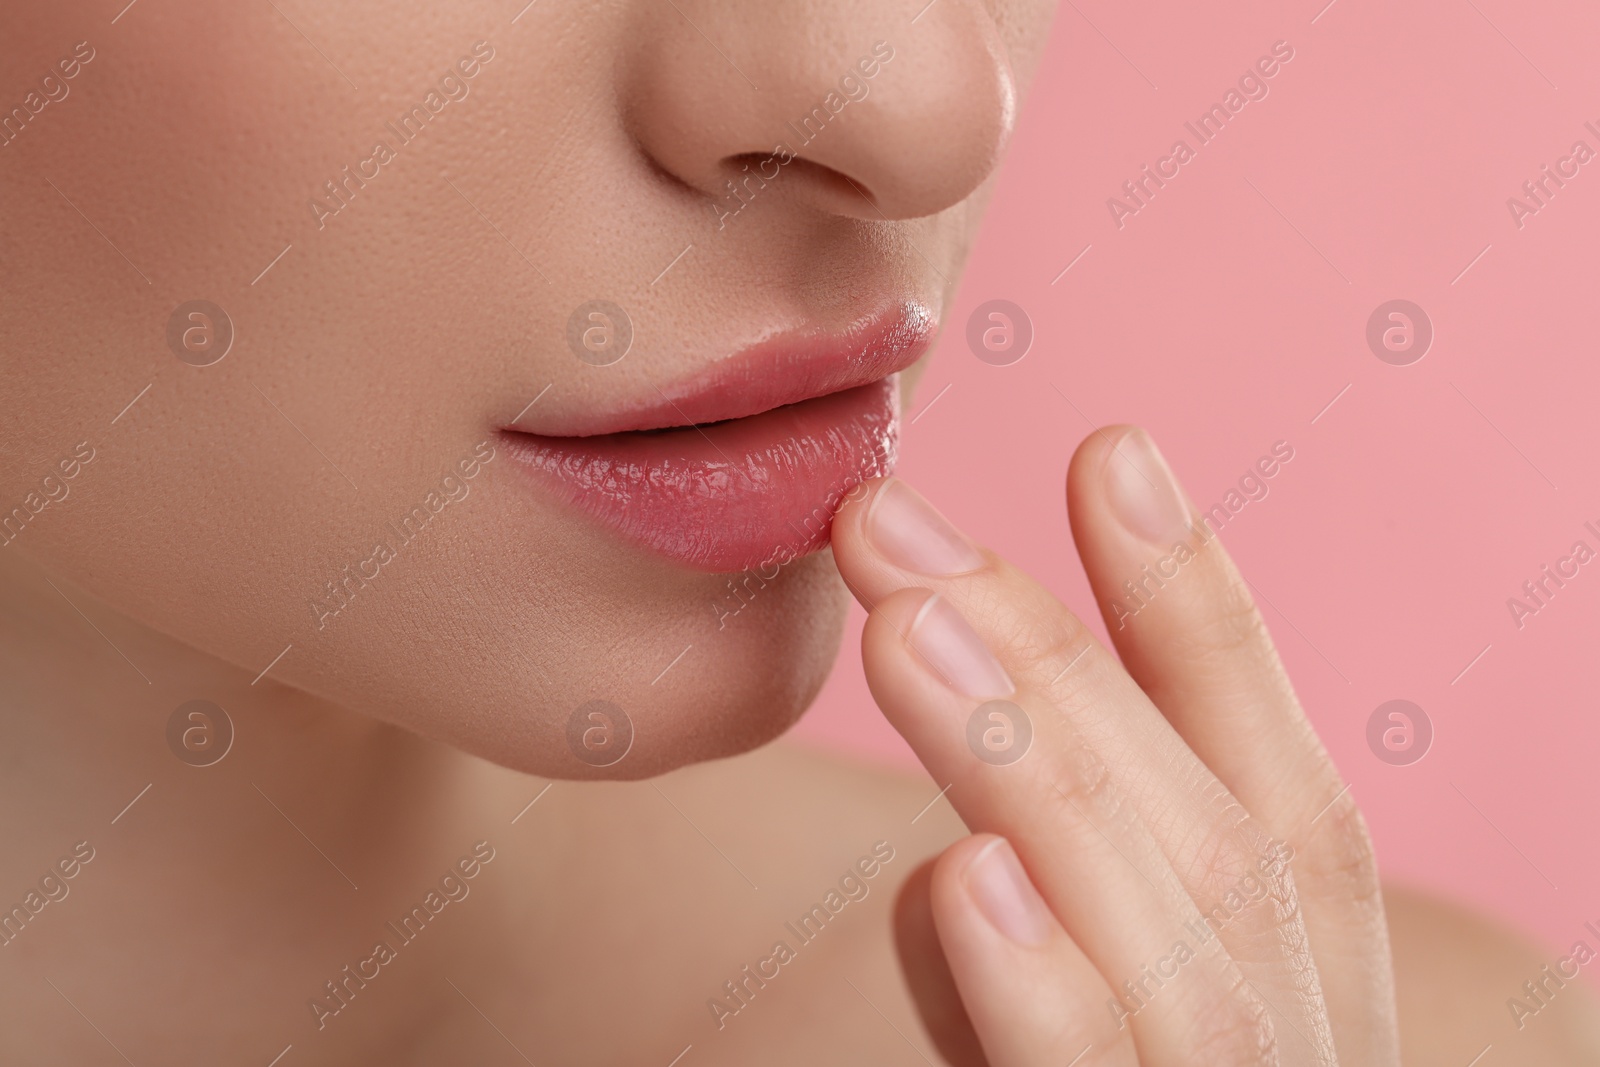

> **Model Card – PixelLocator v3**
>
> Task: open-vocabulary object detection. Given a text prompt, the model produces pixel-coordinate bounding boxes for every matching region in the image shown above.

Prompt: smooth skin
[1,429,1598,1062]
[830,426,1600,1065]
[3,3,1597,1058]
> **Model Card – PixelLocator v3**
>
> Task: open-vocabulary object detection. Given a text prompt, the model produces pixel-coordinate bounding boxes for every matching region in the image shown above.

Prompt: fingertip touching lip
[510,301,934,437]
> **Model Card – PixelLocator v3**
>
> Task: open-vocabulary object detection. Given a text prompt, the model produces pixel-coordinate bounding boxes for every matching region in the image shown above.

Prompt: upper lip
[506,302,935,438]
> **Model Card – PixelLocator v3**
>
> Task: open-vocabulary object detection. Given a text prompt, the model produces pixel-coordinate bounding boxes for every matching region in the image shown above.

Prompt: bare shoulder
[1387,883,1600,1065]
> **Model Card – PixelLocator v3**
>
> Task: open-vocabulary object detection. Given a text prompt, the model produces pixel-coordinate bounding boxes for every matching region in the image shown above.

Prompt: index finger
[829,476,1337,1059]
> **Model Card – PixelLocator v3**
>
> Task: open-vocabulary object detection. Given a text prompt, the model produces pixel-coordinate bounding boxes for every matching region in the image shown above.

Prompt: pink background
[793,0,1600,953]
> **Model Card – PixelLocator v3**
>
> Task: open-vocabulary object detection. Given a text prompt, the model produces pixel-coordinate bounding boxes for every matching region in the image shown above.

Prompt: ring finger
[831,478,1336,1061]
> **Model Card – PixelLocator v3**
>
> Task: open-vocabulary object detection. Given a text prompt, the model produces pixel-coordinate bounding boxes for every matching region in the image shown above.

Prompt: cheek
[2,0,987,780]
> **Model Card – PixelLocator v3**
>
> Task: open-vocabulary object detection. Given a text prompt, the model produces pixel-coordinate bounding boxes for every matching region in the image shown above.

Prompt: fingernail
[867,479,986,576]
[1104,429,1191,546]
[908,594,1014,699]
[964,838,1052,947]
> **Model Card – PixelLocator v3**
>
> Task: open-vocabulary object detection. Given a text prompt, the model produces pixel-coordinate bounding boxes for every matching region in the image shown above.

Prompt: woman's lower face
[0,0,1058,777]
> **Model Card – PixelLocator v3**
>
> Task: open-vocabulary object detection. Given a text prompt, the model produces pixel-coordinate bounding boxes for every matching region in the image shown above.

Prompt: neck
[0,544,504,864]
[0,547,617,1058]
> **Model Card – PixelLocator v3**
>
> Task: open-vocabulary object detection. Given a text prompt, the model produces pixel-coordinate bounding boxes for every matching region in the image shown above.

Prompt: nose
[622,1,1017,222]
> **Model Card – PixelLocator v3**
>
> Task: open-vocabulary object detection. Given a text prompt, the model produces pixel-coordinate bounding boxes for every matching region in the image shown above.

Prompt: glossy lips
[502,306,929,573]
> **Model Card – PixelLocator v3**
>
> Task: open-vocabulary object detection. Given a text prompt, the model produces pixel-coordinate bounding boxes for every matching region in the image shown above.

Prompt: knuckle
[1295,791,1383,910]
[1183,807,1260,896]
[985,562,1097,681]
[1047,733,1121,821]
[1014,612,1095,685]
[1186,821,1302,951]
[1185,973,1279,1066]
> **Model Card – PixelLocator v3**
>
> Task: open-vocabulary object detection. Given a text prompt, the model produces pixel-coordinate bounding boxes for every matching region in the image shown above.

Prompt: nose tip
[624,2,1018,222]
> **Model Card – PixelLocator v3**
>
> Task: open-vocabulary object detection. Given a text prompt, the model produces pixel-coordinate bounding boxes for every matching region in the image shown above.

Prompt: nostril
[625,2,1010,223]
[716,152,877,216]
[827,166,878,212]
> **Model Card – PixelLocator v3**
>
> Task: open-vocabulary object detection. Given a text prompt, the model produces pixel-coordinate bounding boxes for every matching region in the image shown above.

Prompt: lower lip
[502,377,900,572]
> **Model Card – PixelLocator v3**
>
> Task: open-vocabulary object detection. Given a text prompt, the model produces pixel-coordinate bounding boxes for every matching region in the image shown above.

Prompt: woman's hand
[829,426,1400,1066]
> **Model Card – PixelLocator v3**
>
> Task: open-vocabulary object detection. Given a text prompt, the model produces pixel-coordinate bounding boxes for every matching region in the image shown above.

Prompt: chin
[348,546,854,782]
[556,548,854,781]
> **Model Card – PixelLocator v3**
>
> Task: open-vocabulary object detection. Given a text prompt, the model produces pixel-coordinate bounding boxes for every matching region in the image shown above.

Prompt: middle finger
[831,477,1337,1062]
